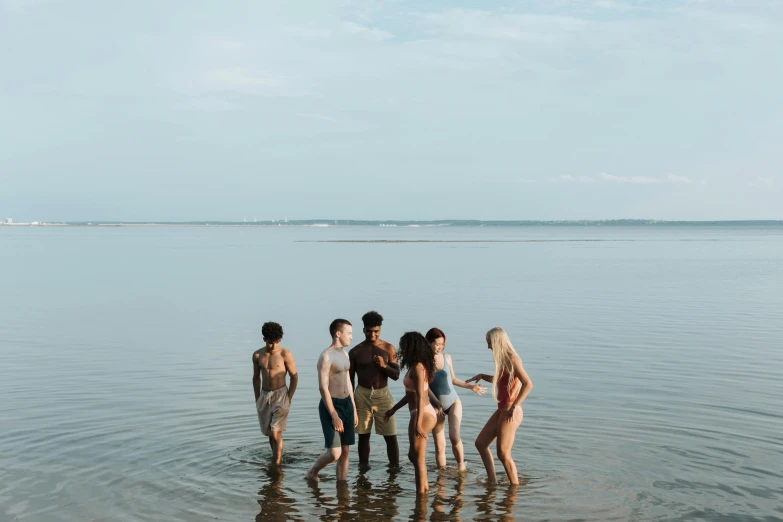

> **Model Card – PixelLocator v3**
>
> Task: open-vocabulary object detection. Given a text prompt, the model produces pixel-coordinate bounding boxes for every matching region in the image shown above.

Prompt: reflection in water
[498,484,519,522]
[308,480,350,522]
[409,492,429,522]
[350,463,402,521]
[256,464,299,522]
[431,472,465,521]
[474,478,527,521]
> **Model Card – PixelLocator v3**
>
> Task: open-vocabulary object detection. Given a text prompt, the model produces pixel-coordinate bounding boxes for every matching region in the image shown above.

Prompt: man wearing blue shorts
[306,319,358,482]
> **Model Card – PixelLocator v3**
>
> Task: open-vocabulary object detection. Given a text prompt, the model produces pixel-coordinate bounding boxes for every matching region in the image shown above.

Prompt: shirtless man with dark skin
[349,311,401,466]
[252,322,298,466]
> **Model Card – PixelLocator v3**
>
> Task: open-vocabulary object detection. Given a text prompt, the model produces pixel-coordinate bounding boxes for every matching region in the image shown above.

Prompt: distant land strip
[2,219,783,227]
[302,239,722,243]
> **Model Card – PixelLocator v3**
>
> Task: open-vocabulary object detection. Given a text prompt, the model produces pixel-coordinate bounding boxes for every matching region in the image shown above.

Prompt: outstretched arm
[384,396,408,421]
[448,355,487,395]
[466,373,494,384]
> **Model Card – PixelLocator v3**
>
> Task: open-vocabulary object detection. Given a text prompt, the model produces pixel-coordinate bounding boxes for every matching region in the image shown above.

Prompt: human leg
[269,431,284,465]
[448,400,466,470]
[496,406,523,485]
[412,411,437,494]
[337,445,350,481]
[432,415,447,468]
[474,409,500,483]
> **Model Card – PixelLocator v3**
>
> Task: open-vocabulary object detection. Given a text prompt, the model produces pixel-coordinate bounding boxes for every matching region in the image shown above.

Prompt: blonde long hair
[487,327,522,403]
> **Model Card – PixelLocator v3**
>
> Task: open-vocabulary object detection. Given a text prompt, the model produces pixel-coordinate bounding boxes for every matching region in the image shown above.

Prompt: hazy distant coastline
[2,219,783,228]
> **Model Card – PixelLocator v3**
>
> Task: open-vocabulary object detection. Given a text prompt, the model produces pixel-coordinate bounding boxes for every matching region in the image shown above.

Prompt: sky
[1,0,782,222]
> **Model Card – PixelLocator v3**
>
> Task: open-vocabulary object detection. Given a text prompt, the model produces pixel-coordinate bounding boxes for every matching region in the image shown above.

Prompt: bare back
[254,346,291,391]
[318,348,351,399]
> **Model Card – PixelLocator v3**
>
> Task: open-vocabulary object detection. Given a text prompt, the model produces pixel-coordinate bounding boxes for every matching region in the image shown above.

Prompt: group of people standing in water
[251,311,533,494]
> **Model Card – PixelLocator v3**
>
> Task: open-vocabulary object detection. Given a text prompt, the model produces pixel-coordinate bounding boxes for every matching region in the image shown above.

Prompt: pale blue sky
[1,0,781,221]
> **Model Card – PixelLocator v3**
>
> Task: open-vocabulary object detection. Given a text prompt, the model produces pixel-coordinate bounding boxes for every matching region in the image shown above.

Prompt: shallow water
[1,225,782,521]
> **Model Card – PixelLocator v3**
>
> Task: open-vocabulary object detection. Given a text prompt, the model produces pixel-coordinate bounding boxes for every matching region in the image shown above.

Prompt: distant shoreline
[2,219,783,228]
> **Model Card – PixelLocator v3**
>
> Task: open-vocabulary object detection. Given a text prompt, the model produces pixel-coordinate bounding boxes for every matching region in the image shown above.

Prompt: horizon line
[3,218,783,226]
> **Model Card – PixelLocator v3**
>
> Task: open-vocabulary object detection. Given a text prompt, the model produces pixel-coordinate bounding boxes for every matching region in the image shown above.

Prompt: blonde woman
[466,327,533,485]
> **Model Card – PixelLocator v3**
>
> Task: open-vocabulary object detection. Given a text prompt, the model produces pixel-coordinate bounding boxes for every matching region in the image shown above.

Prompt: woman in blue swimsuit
[426,328,486,470]
[386,327,486,470]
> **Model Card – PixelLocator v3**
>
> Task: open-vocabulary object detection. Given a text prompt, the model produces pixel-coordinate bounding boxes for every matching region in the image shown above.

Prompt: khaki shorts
[355,385,396,436]
[256,386,290,436]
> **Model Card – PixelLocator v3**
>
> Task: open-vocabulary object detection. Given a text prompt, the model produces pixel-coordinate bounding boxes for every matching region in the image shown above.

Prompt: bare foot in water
[305,468,319,482]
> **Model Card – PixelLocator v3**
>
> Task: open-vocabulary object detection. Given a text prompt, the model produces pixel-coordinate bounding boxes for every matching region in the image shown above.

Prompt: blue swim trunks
[318,396,355,448]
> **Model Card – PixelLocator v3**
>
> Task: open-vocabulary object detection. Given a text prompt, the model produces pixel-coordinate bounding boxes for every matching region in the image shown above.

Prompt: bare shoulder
[350,341,367,353]
[380,341,396,354]
[252,348,264,361]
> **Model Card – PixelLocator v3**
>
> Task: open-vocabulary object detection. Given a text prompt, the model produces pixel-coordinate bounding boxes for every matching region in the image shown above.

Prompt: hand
[499,403,514,424]
[416,424,427,439]
[383,409,395,423]
[332,412,345,432]
[436,406,445,420]
[373,355,387,369]
[354,409,359,427]
[466,374,483,384]
[471,384,487,396]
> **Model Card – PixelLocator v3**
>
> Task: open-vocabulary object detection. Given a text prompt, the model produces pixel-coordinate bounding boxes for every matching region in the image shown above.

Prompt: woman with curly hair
[398,331,438,494]
[466,327,533,485]
[385,328,487,471]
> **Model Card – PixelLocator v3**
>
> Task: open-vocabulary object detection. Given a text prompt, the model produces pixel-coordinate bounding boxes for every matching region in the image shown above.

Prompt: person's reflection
[256,464,298,522]
[430,472,465,521]
[351,463,401,521]
[497,483,519,522]
[409,491,429,522]
[307,479,356,522]
[474,481,498,519]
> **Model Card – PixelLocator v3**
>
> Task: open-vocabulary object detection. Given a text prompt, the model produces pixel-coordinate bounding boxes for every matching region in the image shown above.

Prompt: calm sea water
[1,225,782,521]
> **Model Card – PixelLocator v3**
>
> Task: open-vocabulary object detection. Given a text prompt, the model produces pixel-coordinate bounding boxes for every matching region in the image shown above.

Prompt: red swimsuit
[497,370,519,408]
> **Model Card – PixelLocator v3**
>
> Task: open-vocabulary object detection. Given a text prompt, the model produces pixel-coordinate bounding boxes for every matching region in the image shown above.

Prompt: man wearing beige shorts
[349,311,400,466]
[252,322,298,465]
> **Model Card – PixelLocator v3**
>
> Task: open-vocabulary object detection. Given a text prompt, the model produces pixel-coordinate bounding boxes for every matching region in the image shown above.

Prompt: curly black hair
[261,322,284,343]
[362,310,383,328]
[398,331,435,382]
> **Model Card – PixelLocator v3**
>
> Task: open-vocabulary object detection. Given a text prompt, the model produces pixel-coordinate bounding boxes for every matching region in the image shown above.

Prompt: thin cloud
[216,40,245,50]
[489,178,537,184]
[207,68,311,97]
[667,174,694,184]
[296,112,337,123]
[600,172,704,185]
[749,176,775,188]
[343,21,394,42]
[600,172,658,184]
[286,26,332,39]
[547,175,595,183]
